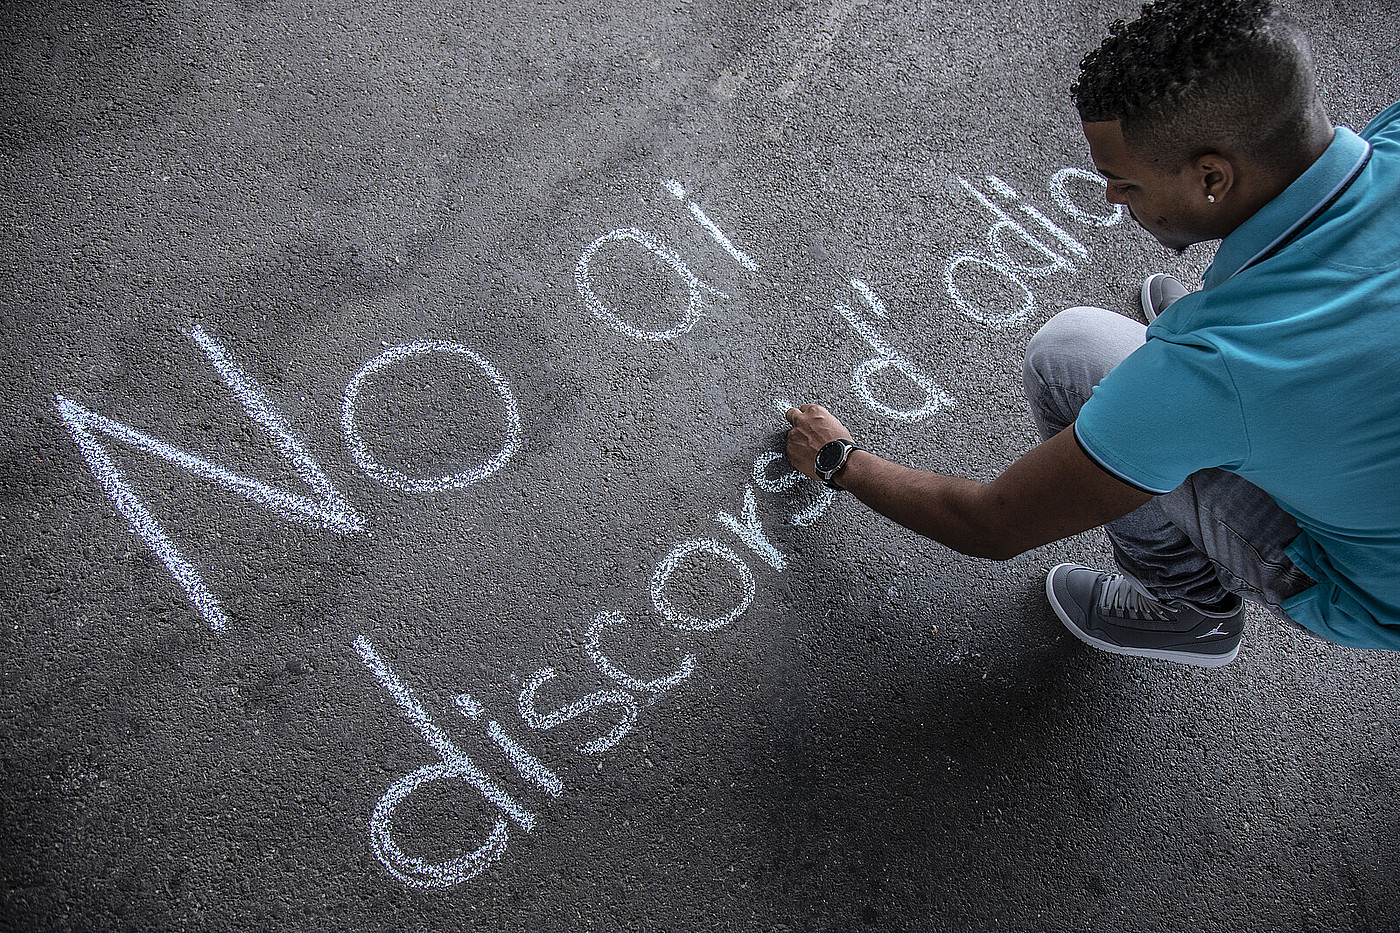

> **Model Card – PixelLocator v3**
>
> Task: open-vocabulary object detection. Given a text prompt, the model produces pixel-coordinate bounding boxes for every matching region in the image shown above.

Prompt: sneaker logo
[1197,622,1232,639]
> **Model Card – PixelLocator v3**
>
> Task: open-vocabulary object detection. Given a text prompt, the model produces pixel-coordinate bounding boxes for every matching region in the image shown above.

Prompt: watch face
[815,440,847,473]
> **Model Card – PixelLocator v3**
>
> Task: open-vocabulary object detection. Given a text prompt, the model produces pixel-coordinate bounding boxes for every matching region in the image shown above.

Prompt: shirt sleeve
[1361,99,1400,141]
[1073,335,1250,495]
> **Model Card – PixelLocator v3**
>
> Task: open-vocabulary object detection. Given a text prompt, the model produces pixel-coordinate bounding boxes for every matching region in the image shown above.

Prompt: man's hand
[784,403,854,480]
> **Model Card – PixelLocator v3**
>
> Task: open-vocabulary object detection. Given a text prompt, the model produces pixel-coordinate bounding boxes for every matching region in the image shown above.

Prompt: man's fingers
[785,402,827,421]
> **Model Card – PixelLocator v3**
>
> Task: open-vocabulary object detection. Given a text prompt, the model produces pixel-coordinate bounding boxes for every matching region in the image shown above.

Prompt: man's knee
[1023,306,1117,397]
[1023,305,1146,397]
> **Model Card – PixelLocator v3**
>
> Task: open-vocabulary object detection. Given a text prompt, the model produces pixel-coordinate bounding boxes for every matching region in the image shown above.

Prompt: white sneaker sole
[1140,274,1165,323]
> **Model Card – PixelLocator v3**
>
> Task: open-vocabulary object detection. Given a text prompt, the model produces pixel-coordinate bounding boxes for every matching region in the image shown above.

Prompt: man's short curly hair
[1073,0,1321,170]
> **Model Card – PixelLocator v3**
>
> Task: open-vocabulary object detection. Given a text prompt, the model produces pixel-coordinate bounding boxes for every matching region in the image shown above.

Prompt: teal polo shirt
[1075,101,1400,650]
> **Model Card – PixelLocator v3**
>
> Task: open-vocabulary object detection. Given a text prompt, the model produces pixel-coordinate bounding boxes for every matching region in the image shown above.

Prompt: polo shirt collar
[1203,126,1372,288]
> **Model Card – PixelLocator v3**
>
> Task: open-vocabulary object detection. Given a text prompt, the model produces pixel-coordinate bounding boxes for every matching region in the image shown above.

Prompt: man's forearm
[836,450,1013,560]
[783,403,1152,560]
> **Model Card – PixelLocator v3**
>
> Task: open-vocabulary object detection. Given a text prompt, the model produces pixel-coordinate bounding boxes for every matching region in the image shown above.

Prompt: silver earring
[1207,194,1217,203]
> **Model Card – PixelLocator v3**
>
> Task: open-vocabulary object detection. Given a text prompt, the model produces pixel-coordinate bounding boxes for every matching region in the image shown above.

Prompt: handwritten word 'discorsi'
[355,453,833,888]
[356,184,866,890]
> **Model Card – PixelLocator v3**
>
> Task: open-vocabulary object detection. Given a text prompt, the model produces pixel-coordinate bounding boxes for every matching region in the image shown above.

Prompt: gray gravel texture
[3,0,1398,930]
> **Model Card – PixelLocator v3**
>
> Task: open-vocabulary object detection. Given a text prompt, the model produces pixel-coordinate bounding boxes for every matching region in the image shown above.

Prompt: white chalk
[487,721,564,798]
[790,485,839,527]
[53,324,366,632]
[453,694,485,720]
[944,255,1036,329]
[849,279,886,317]
[57,397,364,535]
[585,611,696,700]
[55,396,235,631]
[342,341,521,493]
[357,637,536,889]
[518,668,640,756]
[188,325,362,532]
[575,228,726,342]
[753,451,802,494]
[666,179,760,272]
[837,279,954,422]
[715,485,787,571]
[651,539,756,631]
[983,174,1089,258]
[354,636,535,832]
[1049,167,1124,227]
[455,693,564,799]
[957,177,1072,277]
[369,762,511,888]
[750,450,836,526]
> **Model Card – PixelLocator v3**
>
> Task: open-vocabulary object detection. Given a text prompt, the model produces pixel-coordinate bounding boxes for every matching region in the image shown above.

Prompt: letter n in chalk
[54,324,365,631]
[356,636,533,888]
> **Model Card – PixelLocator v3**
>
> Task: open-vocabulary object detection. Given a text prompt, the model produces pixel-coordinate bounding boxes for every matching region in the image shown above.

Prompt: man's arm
[784,404,1153,560]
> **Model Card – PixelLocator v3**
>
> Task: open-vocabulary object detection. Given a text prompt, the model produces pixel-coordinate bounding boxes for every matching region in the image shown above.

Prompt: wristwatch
[814,438,865,489]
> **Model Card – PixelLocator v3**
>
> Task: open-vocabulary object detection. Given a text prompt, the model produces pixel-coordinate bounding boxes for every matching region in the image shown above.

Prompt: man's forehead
[1081,119,1136,175]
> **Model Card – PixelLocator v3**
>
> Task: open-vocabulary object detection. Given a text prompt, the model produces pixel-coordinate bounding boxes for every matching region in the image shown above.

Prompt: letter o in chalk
[1050,167,1124,227]
[652,539,756,631]
[343,341,521,493]
[945,255,1036,330]
[575,228,713,342]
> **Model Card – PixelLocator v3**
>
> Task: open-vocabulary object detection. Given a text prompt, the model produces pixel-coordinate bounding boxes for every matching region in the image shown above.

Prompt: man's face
[1081,120,1215,253]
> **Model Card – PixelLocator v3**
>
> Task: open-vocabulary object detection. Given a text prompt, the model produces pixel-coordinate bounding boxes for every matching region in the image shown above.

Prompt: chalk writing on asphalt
[53,165,1121,888]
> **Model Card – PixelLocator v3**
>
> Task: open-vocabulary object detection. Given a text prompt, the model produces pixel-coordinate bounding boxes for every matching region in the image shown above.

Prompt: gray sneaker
[1141,273,1188,322]
[1045,563,1244,667]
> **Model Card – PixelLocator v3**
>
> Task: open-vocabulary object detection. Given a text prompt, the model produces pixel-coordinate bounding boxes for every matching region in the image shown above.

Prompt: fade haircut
[1072,0,1323,170]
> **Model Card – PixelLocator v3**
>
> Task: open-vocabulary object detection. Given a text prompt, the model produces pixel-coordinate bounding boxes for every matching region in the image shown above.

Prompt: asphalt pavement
[2,0,1398,929]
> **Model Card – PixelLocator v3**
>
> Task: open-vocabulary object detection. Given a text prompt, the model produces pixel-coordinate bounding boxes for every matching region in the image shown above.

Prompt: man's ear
[1195,153,1235,202]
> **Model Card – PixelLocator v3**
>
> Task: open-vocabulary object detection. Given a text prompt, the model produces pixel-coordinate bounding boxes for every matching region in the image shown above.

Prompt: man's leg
[1157,470,1317,622]
[1022,306,1231,609]
[1023,306,1314,618]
